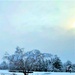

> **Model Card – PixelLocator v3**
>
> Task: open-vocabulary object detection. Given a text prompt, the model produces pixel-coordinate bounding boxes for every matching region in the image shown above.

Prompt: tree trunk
[23,72,27,75]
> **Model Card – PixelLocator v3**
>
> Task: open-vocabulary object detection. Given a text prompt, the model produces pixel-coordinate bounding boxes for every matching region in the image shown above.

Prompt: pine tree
[52,55,62,71]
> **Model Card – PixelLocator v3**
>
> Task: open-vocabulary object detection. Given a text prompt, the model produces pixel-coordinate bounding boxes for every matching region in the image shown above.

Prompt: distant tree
[64,60,72,72]
[72,64,75,72]
[52,55,62,72]
[43,60,48,71]
[40,60,46,71]
[45,60,53,71]
[0,61,8,69]
[37,58,45,71]
[3,47,75,72]
[65,61,72,66]
[3,46,25,70]
[15,46,24,55]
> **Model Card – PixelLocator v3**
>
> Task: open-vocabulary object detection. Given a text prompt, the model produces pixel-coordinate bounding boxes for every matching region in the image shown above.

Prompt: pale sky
[0,1,75,63]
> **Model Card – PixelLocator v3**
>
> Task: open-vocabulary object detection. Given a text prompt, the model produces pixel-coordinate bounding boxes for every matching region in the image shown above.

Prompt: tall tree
[3,46,25,70]
[52,55,62,71]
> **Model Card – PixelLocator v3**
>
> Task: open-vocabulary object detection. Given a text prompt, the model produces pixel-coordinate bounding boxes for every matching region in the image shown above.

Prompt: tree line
[0,47,75,72]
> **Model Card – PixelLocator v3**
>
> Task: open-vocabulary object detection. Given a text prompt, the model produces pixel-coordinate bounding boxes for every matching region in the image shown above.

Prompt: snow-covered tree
[0,61,8,69]
[3,46,25,70]
[52,55,63,72]
[65,61,72,66]
[72,64,75,72]
[63,60,72,72]
[3,48,75,72]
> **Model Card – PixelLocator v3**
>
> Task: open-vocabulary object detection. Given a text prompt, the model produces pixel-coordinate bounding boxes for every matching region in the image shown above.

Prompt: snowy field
[0,70,23,75]
[0,70,75,75]
[29,72,75,75]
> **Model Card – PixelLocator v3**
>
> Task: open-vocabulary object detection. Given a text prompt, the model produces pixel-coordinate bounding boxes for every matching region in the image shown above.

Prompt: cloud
[0,1,75,63]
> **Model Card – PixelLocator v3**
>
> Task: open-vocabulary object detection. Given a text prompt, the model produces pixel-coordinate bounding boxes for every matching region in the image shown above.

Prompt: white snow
[0,70,23,75]
[30,72,75,75]
[0,70,75,75]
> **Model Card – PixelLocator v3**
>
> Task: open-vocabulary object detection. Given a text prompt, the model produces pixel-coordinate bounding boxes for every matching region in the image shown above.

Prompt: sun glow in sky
[62,17,75,31]
[66,20,75,30]
[0,0,75,63]
[72,22,75,28]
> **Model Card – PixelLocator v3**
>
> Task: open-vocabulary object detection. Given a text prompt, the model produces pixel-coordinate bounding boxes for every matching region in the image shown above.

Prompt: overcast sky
[0,0,75,63]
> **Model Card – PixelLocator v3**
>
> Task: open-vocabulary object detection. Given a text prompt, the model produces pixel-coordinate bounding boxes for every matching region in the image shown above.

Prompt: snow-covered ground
[0,70,23,75]
[0,70,75,75]
[29,72,75,75]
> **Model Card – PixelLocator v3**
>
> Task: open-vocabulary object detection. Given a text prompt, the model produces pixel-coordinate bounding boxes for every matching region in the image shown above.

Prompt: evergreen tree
[52,55,62,71]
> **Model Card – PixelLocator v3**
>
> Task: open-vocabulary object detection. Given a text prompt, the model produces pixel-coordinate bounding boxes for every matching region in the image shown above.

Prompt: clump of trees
[0,46,75,72]
[0,61,8,69]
